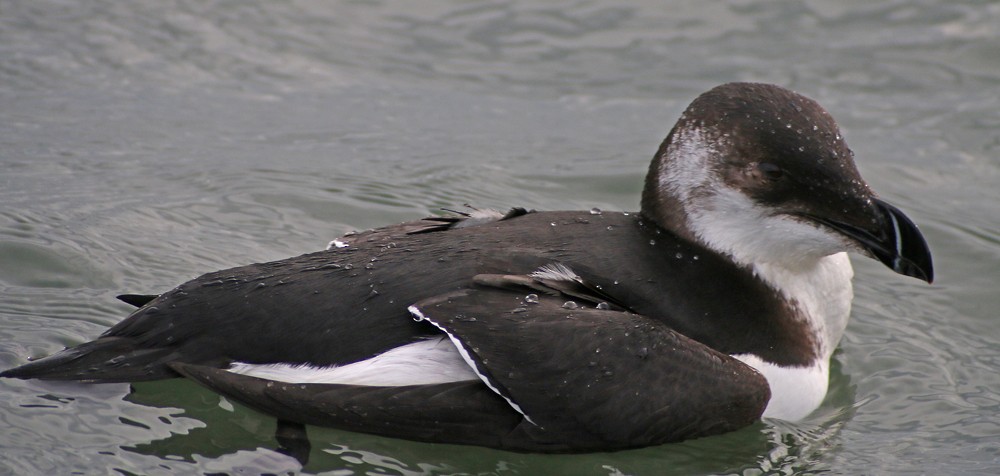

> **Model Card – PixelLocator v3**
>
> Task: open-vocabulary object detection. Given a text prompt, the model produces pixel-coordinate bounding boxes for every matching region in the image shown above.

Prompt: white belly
[227,336,478,385]
[732,353,829,421]
[227,333,832,421]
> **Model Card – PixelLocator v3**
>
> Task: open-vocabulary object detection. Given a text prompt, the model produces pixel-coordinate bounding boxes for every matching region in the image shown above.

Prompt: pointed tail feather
[1,337,181,383]
[116,294,159,308]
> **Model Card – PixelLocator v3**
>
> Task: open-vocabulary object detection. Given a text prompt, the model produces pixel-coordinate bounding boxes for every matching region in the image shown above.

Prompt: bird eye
[757,162,784,180]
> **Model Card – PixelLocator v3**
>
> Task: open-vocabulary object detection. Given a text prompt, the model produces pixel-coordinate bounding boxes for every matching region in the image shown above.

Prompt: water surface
[1,1,998,474]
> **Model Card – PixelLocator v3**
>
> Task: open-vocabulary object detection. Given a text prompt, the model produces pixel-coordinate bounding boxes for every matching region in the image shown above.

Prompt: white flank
[451,208,505,229]
[408,305,537,425]
[326,239,349,250]
[530,263,581,282]
[732,353,829,421]
[226,336,477,385]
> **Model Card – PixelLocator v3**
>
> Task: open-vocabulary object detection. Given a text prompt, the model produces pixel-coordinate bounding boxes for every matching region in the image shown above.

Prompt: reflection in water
[1,0,996,474]
[749,357,859,474]
[112,359,857,474]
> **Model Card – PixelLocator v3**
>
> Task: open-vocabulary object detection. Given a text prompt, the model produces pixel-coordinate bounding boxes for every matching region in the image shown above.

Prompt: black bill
[812,198,934,283]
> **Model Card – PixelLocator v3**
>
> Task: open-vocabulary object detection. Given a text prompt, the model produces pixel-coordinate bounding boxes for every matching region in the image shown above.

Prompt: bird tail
[1,337,180,383]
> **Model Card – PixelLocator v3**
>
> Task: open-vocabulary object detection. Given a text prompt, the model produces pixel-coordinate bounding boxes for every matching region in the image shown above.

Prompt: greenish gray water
[1,1,998,474]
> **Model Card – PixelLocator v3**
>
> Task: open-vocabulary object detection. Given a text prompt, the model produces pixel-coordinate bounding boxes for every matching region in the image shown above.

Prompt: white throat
[683,173,857,361]
[663,126,857,420]
[664,125,855,355]
[736,253,854,420]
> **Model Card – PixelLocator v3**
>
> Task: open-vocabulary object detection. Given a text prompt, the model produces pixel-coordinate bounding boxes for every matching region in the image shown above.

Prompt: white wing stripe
[408,305,538,426]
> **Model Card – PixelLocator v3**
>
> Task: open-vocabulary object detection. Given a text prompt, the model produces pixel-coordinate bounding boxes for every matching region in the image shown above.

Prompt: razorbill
[2,82,933,452]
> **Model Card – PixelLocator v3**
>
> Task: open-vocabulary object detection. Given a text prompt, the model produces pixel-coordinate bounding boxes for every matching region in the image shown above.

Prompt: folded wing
[410,283,770,449]
[174,265,770,451]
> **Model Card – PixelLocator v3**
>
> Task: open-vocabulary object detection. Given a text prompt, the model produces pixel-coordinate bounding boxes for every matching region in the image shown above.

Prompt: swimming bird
[2,83,933,453]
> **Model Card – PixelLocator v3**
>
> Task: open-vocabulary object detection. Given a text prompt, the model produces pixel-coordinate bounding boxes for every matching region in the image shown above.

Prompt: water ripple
[2,0,999,474]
